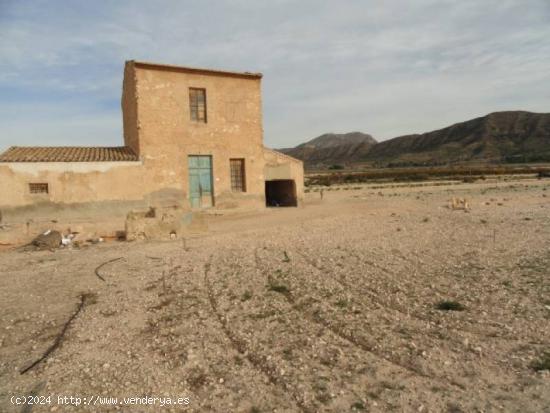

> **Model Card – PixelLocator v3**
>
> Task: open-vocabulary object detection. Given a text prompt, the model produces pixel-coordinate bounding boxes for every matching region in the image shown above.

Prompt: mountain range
[278,132,377,166]
[279,111,550,168]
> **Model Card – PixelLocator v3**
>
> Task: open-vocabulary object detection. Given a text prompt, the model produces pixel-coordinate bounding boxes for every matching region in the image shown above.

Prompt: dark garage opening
[265,180,297,207]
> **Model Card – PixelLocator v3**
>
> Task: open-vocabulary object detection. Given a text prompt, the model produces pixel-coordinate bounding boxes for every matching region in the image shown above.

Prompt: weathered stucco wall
[0,161,151,243]
[122,63,140,157]
[263,148,305,206]
[0,162,146,207]
[132,62,266,210]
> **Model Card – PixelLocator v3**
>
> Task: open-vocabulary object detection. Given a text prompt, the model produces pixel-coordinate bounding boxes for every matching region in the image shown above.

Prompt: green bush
[436,300,466,311]
[531,351,550,371]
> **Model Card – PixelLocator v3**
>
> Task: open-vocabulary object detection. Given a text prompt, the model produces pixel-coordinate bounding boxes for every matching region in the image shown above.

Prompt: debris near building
[30,229,62,250]
[125,206,206,241]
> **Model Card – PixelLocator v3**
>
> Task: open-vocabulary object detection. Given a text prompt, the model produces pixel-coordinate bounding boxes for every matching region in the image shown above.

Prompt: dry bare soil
[1,178,549,412]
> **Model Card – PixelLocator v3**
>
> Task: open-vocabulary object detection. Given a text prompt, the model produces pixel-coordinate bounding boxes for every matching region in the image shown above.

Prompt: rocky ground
[1,177,549,412]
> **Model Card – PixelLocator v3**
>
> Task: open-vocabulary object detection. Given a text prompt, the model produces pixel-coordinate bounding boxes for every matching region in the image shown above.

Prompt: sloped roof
[0,146,138,162]
[263,147,303,164]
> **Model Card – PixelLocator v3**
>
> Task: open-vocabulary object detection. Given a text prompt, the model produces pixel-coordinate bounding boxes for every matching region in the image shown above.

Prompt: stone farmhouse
[0,61,304,240]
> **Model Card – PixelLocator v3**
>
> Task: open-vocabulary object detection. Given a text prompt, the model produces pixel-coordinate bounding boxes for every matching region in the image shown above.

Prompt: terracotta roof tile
[0,146,139,162]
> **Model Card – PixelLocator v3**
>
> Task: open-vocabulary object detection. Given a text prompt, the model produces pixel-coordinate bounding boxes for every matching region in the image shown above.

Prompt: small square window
[189,88,207,123]
[230,159,246,192]
[29,183,49,194]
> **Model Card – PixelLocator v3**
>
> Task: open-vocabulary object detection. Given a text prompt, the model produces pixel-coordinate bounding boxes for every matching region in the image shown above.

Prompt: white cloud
[0,0,549,149]
[0,101,122,153]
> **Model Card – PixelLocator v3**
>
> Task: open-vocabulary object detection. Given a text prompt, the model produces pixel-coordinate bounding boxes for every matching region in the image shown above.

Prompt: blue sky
[1,0,549,152]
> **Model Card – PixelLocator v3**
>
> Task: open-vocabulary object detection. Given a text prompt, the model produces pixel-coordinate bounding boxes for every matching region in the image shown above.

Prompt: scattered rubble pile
[125,206,204,241]
[26,229,105,251]
[18,205,203,251]
[30,229,62,250]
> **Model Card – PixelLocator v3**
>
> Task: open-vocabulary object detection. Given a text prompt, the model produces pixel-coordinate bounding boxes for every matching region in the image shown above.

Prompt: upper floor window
[189,88,207,123]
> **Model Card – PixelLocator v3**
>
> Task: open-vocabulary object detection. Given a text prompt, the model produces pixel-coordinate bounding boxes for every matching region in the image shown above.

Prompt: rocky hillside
[364,111,550,166]
[281,111,550,167]
[279,132,377,166]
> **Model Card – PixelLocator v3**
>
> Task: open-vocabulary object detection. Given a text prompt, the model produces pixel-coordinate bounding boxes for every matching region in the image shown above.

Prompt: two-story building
[0,61,304,238]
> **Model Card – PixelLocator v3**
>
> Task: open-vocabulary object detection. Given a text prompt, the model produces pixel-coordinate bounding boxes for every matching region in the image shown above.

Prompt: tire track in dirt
[295,248,440,321]
[354,247,548,346]
[203,254,313,413]
[335,246,448,296]
[143,252,298,411]
[209,246,424,411]
[253,248,465,391]
[290,248,490,371]
[299,246,546,346]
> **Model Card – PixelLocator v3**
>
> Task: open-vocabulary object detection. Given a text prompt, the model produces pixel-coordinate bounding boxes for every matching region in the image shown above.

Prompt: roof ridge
[8,145,130,148]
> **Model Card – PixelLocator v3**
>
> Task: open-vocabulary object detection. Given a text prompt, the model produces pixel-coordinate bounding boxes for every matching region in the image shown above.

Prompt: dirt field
[1,177,549,412]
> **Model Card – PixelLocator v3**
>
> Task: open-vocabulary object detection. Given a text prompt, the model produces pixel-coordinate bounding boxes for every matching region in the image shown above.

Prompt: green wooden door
[188,155,213,208]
